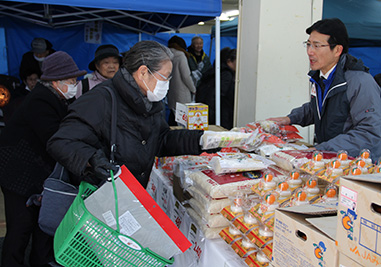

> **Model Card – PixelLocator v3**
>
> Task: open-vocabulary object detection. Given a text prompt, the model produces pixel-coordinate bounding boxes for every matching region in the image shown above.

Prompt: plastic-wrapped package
[186,186,231,214]
[188,198,229,228]
[200,130,261,150]
[84,169,190,260]
[186,208,225,239]
[187,169,261,198]
[210,153,272,174]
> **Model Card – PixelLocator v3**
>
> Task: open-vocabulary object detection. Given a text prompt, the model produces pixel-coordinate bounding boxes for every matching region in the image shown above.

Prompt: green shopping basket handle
[110,169,120,232]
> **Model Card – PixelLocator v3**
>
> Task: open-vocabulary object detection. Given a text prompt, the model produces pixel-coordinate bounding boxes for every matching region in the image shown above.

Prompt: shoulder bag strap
[82,78,90,94]
[104,86,117,164]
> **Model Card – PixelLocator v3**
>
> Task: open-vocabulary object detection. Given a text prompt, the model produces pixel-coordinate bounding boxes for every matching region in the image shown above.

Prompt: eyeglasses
[303,41,336,50]
[147,67,172,82]
[60,80,79,86]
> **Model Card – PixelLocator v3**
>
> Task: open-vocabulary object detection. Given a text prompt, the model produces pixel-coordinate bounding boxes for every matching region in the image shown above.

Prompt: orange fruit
[313,152,323,161]
[331,160,341,169]
[356,159,366,168]
[290,171,300,180]
[326,188,336,198]
[338,152,348,160]
[265,193,276,204]
[307,179,317,188]
[361,150,370,159]
[278,182,289,191]
[264,173,273,182]
[297,191,307,201]
[351,167,362,175]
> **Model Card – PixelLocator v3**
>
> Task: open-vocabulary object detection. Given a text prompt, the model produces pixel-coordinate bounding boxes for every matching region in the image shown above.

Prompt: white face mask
[56,82,78,99]
[143,69,170,102]
[34,54,46,62]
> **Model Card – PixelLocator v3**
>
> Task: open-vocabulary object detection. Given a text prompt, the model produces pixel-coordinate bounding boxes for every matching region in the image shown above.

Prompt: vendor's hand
[89,149,119,181]
[267,116,291,126]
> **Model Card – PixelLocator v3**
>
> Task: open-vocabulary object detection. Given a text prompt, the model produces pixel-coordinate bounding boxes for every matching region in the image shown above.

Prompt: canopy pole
[215,16,221,126]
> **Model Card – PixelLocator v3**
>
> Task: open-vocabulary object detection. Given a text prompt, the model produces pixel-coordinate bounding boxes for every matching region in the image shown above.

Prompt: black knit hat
[88,44,122,71]
[40,51,87,81]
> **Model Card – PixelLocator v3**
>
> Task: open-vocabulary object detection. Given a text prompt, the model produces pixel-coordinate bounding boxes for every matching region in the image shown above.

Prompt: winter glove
[89,149,119,181]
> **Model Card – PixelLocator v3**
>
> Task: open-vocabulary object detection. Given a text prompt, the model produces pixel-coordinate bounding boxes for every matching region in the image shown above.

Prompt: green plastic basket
[54,181,174,267]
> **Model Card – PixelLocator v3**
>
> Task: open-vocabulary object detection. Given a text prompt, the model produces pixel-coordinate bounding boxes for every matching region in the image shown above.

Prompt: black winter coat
[0,83,71,196]
[47,68,203,188]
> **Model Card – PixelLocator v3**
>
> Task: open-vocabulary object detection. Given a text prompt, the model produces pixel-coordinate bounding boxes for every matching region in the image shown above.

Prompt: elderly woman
[76,44,122,98]
[47,41,203,188]
[0,51,86,267]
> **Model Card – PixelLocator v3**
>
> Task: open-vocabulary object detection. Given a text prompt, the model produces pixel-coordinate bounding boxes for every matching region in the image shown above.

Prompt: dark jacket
[0,83,71,196]
[288,54,381,161]
[47,68,203,188]
[187,46,212,87]
[196,62,235,129]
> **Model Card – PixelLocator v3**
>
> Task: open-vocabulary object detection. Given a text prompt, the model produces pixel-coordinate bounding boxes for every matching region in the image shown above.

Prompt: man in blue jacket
[269,18,381,162]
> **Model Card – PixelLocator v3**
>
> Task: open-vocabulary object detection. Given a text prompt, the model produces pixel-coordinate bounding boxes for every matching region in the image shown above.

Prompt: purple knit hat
[40,51,87,81]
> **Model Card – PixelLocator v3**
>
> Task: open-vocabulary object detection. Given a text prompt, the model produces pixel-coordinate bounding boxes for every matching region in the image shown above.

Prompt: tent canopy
[0,0,222,34]
[211,17,238,37]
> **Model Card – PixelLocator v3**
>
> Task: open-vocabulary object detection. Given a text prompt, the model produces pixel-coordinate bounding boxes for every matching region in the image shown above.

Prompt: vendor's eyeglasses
[303,41,336,50]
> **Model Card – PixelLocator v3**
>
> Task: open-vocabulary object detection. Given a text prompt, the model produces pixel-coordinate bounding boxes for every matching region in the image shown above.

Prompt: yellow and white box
[175,102,208,130]
[336,174,381,267]
[273,209,338,267]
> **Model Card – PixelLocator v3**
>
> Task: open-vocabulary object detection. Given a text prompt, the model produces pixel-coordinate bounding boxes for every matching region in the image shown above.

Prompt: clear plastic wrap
[188,198,229,228]
[186,207,225,239]
[186,186,231,214]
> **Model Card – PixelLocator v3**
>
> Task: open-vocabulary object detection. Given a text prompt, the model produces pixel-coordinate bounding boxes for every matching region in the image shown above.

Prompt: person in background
[0,51,86,267]
[19,37,55,81]
[47,41,204,189]
[269,18,381,162]
[196,47,237,129]
[2,69,40,123]
[187,36,212,87]
[76,44,122,98]
[167,36,196,126]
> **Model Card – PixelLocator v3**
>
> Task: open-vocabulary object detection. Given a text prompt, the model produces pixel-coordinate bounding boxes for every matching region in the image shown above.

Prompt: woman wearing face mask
[47,41,204,188]
[76,44,122,98]
[0,51,86,267]
[19,37,55,83]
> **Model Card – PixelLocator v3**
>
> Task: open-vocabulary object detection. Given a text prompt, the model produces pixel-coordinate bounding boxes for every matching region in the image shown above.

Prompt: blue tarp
[1,17,236,79]
[0,0,224,78]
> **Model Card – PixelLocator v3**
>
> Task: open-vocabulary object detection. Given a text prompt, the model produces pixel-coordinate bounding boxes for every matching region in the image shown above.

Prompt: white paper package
[188,170,261,198]
[84,178,182,259]
[186,186,231,213]
[188,198,229,228]
[186,207,225,239]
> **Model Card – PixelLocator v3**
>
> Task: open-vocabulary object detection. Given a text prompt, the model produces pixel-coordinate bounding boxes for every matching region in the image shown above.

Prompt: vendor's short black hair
[306,18,349,54]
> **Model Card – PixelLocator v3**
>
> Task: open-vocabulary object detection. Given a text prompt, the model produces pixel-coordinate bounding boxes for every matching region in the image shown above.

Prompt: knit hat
[88,44,122,71]
[40,51,87,81]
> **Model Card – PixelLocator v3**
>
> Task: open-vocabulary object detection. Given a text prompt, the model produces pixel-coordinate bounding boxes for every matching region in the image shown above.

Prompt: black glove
[89,149,119,181]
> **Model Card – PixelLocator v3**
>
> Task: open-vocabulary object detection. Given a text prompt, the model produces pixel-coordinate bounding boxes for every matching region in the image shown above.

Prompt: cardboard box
[175,102,208,130]
[336,174,381,266]
[339,252,364,267]
[272,204,338,267]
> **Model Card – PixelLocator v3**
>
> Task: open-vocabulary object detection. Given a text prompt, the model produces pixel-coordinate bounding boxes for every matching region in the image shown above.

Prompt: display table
[147,167,247,267]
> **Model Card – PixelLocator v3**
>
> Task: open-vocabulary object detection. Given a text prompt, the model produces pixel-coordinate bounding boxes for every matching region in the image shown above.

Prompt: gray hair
[41,80,54,87]
[123,41,173,73]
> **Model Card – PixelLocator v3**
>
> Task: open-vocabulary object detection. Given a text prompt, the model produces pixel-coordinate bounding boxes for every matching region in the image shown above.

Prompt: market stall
[147,121,381,266]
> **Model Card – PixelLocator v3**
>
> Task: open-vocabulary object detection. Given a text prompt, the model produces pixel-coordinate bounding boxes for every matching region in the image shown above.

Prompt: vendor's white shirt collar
[320,64,337,79]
